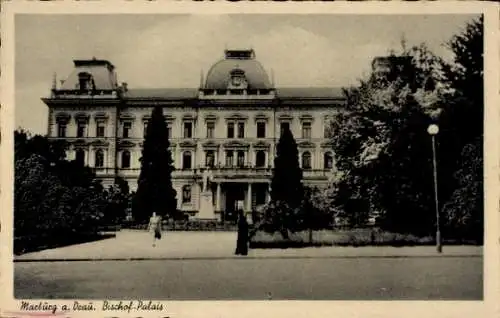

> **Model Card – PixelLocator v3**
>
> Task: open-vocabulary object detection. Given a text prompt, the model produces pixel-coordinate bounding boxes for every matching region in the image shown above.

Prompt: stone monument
[198,169,215,219]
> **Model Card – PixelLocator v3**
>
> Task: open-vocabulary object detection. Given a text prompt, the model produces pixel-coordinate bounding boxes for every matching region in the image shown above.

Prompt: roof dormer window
[77,72,95,91]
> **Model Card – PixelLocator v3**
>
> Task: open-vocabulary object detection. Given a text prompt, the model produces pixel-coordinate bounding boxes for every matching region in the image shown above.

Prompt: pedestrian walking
[235,210,249,256]
[148,212,162,247]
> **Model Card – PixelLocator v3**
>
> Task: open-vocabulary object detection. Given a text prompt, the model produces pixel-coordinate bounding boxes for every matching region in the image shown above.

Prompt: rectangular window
[57,123,67,138]
[237,122,245,138]
[123,122,132,138]
[183,122,192,138]
[206,122,215,138]
[280,122,290,136]
[227,123,234,138]
[77,122,86,138]
[237,151,245,167]
[225,151,233,167]
[182,185,192,204]
[206,150,215,168]
[167,123,172,139]
[302,122,312,139]
[324,125,330,138]
[96,121,105,138]
[257,122,266,138]
[143,121,149,137]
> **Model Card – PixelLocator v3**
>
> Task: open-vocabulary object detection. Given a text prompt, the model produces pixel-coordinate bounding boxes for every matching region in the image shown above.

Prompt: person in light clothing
[148,212,162,247]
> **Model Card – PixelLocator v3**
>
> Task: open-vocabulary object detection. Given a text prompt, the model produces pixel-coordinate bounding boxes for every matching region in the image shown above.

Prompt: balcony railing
[93,166,333,179]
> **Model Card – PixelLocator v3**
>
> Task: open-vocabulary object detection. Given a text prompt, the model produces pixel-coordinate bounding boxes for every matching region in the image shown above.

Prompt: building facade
[43,49,346,220]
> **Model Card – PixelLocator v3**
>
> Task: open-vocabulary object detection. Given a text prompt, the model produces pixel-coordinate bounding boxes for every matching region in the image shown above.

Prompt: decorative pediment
[297,140,316,149]
[225,113,248,121]
[120,113,135,120]
[75,112,90,121]
[254,113,269,122]
[321,140,334,148]
[94,112,109,120]
[278,114,293,121]
[179,140,197,148]
[224,140,250,148]
[300,114,314,122]
[91,139,109,147]
[204,113,218,122]
[73,139,88,146]
[253,141,270,149]
[165,114,176,121]
[55,112,71,122]
[202,141,220,149]
[118,140,136,148]
[182,114,196,121]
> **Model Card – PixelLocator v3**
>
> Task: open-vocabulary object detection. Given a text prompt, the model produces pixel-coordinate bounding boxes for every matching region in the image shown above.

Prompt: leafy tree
[328,16,483,240]
[14,130,110,248]
[442,137,482,243]
[330,45,447,234]
[134,107,177,222]
[439,16,483,243]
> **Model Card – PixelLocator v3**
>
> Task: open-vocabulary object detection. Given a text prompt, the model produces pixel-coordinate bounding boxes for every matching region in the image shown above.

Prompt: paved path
[15,257,483,300]
[14,230,482,261]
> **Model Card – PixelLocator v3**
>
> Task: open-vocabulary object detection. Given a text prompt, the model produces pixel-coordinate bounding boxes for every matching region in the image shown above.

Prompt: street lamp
[427,124,442,253]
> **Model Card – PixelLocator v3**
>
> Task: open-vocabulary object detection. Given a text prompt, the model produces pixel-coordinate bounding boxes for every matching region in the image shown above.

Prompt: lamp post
[427,124,442,253]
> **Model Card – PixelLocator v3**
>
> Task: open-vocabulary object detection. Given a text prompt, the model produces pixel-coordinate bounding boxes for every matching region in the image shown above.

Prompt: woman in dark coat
[235,210,249,256]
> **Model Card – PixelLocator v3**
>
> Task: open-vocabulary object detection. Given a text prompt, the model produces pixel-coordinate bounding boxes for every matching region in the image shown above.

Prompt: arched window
[121,150,131,168]
[75,149,85,166]
[182,185,192,203]
[302,151,312,169]
[95,149,104,168]
[324,152,333,169]
[256,151,266,168]
[182,151,192,170]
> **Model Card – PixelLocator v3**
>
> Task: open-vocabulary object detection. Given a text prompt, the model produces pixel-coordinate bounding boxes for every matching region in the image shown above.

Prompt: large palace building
[43,49,346,220]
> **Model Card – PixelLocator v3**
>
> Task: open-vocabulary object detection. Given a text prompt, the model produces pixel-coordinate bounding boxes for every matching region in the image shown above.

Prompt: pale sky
[15,14,478,135]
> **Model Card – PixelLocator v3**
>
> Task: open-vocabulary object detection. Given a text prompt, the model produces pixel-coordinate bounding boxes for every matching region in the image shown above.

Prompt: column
[266,183,271,203]
[246,183,252,212]
[216,182,221,211]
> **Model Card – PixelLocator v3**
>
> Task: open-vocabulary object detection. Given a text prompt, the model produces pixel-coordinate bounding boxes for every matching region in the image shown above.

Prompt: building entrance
[224,183,245,223]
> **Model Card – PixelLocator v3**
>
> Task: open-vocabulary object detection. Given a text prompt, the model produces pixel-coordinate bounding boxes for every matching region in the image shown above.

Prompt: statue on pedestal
[202,169,213,193]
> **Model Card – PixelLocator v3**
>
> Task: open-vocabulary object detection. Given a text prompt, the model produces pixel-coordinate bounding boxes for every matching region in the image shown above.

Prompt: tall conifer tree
[270,127,303,209]
[134,107,177,221]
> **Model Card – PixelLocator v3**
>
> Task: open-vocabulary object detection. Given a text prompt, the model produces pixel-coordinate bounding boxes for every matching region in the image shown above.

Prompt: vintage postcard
[1,1,499,318]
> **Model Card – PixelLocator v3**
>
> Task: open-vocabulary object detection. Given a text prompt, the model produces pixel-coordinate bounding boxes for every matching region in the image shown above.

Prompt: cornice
[223,140,250,148]
[178,140,197,148]
[297,140,316,149]
[117,140,136,148]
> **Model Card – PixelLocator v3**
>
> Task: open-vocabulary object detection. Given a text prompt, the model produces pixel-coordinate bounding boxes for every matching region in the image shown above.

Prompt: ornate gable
[253,141,270,149]
[91,139,109,147]
[179,140,197,148]
[297,140,316,149]
[254,113,269,122]
[202,140,220,149]
[224,140,250,148]
[55,112,71,122]
[225,113,248,121]
[118,140,136,148]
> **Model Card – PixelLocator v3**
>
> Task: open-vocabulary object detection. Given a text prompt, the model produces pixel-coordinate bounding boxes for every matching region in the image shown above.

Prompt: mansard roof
[122,87,345,100]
